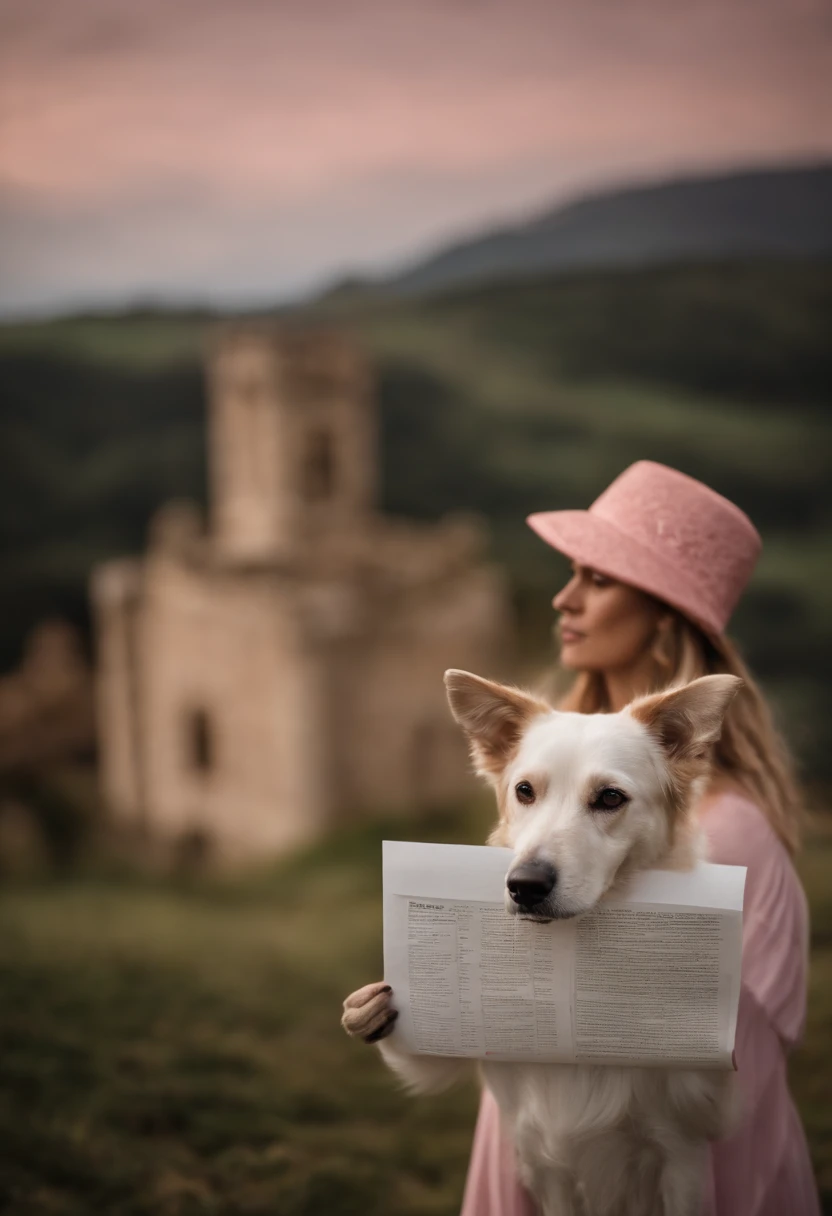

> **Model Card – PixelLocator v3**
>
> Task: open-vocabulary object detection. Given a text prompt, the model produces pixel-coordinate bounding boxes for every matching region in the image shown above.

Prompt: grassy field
[0,803,829,1216]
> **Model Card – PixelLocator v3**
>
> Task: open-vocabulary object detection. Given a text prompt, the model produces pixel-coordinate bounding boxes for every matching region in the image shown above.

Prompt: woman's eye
[515,781,535,805]
[590,572,611,588]
[590,787,628,812]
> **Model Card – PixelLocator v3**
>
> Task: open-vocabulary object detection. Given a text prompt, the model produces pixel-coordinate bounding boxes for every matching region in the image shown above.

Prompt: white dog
[342,670,740,1216]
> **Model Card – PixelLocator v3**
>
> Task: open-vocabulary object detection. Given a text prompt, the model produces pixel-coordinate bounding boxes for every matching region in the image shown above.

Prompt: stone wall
[92,561,144,822]
[134,556,330,857]
[0,619,94,772]
[331,563,511,817]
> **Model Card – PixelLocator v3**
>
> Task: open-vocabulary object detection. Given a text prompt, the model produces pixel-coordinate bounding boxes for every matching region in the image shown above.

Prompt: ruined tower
[208,328,376,562]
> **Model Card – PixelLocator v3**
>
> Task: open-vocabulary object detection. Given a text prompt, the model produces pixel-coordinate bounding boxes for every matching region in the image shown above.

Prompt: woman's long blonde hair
[555,613,803,856]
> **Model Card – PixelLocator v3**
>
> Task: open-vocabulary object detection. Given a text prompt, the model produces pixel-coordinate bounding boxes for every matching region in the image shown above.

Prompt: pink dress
[460,792,820,1216]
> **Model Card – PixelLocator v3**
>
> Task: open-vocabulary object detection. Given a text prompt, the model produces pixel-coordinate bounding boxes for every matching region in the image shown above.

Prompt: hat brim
[526,509,722,638]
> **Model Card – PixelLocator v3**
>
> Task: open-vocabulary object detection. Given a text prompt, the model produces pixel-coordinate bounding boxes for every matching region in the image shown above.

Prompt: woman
[460,461,819,1216]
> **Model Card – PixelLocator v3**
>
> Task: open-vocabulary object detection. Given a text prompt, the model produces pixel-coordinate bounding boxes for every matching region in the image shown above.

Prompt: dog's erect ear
[444,670,549,777]
[628,674,742,761]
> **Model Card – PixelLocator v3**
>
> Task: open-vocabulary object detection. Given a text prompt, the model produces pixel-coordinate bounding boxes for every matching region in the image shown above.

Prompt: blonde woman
[459,461,819,1216]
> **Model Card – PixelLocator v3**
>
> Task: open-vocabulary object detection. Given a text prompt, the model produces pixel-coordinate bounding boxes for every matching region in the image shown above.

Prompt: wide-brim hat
[527,461,761,638]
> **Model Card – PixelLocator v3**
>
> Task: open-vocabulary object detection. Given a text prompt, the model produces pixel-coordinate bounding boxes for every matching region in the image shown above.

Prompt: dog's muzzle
[506,860,557,918]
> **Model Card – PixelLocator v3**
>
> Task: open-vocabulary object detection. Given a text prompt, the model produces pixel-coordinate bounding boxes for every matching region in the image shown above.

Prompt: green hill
[371,162,832,297]
[1,260,830,772]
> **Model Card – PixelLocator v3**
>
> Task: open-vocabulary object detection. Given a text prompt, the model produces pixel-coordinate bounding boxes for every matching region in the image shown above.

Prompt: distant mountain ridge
[374,162,832,298]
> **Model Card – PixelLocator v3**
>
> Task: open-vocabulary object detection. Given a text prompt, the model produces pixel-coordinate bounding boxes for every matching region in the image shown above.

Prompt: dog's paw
[341,981,399,1044]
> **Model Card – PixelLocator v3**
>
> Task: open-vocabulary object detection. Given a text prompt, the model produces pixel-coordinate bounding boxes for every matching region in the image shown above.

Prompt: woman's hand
[341,980,399,1043]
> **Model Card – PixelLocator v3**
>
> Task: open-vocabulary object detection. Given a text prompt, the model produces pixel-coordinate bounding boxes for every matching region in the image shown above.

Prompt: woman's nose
[553,576,581,612]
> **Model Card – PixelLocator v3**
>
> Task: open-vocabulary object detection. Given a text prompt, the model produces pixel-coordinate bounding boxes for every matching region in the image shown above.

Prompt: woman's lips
[560,628,585,645]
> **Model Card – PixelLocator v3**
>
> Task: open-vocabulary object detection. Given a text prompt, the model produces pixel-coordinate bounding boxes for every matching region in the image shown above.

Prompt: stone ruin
[92,325,511,861]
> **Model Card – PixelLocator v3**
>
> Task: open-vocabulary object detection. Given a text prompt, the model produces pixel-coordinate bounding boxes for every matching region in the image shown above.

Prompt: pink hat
[526,461,761,637]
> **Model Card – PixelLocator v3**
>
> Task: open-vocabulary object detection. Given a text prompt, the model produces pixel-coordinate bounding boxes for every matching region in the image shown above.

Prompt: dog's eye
[590,787,628,812]
[515,781,535,805]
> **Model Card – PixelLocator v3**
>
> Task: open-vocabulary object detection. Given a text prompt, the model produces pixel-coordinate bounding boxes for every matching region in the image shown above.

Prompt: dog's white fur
[343,672,741,1216]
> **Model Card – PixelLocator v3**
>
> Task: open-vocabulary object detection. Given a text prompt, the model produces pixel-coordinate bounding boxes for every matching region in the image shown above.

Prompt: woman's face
[553,563,665,673]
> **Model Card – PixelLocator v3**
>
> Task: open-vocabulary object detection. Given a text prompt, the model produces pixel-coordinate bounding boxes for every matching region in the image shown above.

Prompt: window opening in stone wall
[185,708,215,773]
[303,428,335,501]
[236,376,264,496]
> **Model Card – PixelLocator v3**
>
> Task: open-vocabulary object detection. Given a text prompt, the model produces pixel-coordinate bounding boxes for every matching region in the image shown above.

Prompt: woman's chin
[559,640,603,671]
[558,642,583,668]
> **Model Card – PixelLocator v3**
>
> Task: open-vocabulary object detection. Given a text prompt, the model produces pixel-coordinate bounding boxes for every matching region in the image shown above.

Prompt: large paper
[383,841,746,1068]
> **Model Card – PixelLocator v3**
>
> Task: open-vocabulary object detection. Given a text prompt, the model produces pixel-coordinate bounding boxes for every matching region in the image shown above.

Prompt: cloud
[1,0,830,313]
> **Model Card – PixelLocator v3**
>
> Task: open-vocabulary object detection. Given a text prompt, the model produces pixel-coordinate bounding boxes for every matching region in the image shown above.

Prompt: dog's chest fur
[482,1059,731,1216]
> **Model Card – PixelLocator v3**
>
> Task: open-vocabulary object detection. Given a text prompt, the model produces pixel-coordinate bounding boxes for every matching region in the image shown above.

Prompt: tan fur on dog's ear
[628,675,742,823]
[444,670,550,779]
[628,674,742,761]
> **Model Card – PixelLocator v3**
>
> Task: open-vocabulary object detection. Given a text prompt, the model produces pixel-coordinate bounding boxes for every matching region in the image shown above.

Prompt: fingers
[341,988,393,1038]
[341,982,398,1042]
[366,1009,398,1043]
[343,981,391,1011]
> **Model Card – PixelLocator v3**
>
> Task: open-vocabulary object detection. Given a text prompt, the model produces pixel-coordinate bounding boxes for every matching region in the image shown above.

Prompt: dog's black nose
[506,862,557,907]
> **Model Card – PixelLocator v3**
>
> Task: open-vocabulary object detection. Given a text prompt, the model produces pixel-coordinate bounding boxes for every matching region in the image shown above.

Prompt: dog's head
[444,670,741,921]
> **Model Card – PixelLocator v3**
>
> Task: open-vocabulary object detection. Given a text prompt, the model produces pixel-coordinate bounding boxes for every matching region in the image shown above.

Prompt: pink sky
[1,0,831,315]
